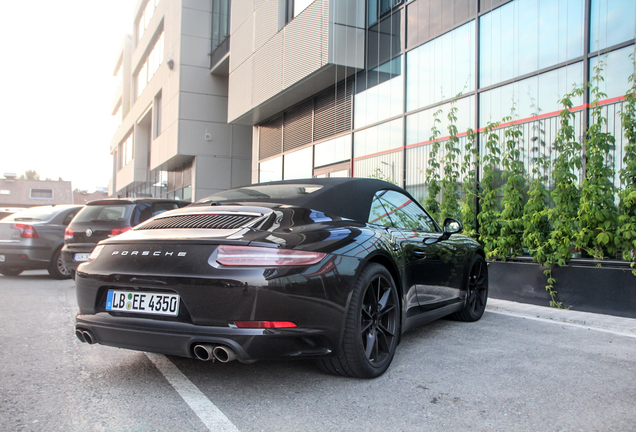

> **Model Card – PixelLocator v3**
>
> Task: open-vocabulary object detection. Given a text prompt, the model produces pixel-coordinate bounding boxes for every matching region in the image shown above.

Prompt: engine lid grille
[136,214,259,230]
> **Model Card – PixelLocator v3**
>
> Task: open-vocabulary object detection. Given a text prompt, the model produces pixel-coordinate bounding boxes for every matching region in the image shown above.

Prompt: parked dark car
[0,205,83,278]
[62,198,189,276]
[74,178,487,378]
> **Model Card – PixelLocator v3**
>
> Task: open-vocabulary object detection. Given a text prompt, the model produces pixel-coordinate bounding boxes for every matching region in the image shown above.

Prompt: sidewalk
[486,298,636,338]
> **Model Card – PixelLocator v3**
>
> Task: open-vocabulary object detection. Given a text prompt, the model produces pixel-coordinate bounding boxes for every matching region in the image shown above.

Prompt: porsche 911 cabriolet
[75,178,487,378]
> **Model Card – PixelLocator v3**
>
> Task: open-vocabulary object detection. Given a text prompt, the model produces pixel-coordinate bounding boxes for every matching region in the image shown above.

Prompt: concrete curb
[486,298,636,338]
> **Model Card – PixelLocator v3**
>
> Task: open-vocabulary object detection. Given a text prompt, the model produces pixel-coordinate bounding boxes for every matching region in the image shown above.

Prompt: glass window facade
[136,32,164,99]
[590,0,636,52]
[211,0,231,52]
[284,147,313,180]
[406,96,475,147]
[479,63,584,127]
[589,45,636,100]
[406,20,475,111]
[137,0,159,43]
[479,0,584,88]
[314,135,352,168]
[118,132,134,170]
[260,157,283,183]
[255,0,635,208]
[354,61,404,128]
[353,119,404,184]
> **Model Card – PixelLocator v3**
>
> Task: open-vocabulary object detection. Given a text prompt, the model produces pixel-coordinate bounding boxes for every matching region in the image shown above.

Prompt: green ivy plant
[576,59,619,260]
[478,120,502,258]
[616,51,636,275]
[460,128,479,239]
[522,101,551,265]
[424,106,443,222]
[440,97,462,221]
[369,167,397,185]
[543,85,585,308]
[495,110,526,259]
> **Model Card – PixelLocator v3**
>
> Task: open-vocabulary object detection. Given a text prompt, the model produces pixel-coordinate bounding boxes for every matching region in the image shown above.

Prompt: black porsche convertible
[75,178,487,378]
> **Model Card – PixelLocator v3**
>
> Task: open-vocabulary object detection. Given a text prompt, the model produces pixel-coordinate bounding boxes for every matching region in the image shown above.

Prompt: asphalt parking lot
[1,271,635,431]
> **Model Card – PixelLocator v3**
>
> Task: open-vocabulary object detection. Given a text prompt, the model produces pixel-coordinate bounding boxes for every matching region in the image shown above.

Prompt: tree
[24,170,40,180]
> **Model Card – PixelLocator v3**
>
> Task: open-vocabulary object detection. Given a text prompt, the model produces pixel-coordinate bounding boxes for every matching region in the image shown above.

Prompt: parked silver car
[0,205,83,278]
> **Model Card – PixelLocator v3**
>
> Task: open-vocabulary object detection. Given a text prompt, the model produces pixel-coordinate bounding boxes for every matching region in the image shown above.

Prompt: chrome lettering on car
[111,250,187,257]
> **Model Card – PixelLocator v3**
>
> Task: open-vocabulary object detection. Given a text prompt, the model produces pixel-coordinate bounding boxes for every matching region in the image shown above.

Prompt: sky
[0,0,136,192]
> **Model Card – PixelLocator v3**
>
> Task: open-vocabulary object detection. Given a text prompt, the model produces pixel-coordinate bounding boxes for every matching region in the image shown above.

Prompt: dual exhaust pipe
[193,344,238,363]
[75,329,240,364]
[75,328,95,345]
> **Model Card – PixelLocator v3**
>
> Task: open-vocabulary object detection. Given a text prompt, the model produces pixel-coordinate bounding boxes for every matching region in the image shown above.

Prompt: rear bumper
[75,313,334,360]
[0,249,50,270]
[61,244,96,272]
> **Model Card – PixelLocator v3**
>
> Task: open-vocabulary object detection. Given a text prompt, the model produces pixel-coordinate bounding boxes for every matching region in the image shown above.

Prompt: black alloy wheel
[451,254,488,322]
[48,248,72,280]
[317,263,400,378]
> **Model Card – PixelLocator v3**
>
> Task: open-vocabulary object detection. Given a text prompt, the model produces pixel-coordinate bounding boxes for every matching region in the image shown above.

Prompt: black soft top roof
[194,178,409,223]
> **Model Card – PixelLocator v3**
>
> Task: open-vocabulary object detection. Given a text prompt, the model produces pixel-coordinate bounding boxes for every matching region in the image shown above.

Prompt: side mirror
[439,218,462,241]
[443,218,462,235]
[424,218,463,244]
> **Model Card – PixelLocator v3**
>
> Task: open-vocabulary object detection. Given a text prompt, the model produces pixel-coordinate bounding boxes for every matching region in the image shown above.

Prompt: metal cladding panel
[322,0,330,64]
[254,0,279,51]
[228,57,253,122]
[282,0,326,89]
[252,32,284,107]
[259,116,283,159]
[231,0,256,31]
[313,79,353,141]
[283,100,314,152]
[230,13,254,73]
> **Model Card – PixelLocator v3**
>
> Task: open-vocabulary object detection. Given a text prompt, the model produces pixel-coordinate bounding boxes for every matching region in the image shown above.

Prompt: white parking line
[146,352,240,432]
[487,310,636,339]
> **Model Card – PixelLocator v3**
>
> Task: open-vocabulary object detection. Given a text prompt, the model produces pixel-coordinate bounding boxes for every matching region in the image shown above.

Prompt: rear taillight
[87,245,105,262]
[216,245,326,266]
[10,223,39,239]
[64,227,74,241]
[233,321,297,329]
[108,227,131,237]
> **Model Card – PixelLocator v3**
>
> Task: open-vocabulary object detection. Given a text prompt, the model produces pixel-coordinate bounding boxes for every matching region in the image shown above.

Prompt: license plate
[74,253,90,262]
[0,255,4,262]
[106,290,180,316]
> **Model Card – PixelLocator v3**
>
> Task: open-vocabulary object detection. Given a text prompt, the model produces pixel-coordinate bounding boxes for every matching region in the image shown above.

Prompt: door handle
[412,250,427,259]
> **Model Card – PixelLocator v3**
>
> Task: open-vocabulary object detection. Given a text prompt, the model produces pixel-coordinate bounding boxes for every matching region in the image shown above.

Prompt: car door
[374,190,463,311]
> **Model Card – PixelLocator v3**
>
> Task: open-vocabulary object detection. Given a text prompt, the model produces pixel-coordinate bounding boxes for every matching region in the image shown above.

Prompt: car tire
[48,248,72,280]
[450,254,488,322]
[317,263,400,378]
[0,267,24,276]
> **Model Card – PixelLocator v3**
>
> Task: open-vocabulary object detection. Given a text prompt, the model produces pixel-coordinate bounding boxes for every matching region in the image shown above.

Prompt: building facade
[227,0,636,203]
[110,0,252,202]
[111,0,636,203]
[0,174,73,207]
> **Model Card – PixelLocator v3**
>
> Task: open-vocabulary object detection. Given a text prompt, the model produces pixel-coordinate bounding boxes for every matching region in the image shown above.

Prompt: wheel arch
[362,252,404,343]
[364,253,402,299]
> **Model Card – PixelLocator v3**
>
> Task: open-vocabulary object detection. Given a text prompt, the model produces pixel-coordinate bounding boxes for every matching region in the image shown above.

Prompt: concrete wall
[110,0,253,198]
[0,179,73,206]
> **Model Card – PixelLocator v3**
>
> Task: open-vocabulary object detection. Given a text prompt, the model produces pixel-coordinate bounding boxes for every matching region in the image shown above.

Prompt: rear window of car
[196,184,324,204]
[3,206,60,222]
[72,204,134,224]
